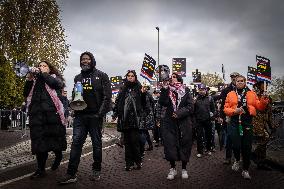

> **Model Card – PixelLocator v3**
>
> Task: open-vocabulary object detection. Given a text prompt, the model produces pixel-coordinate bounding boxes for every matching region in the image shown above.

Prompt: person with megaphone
[23,61,67,179]
[59,51,112,184]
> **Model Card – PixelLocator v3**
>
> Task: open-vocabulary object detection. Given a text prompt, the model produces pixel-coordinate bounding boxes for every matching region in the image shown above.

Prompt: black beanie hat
[80,51,96,67]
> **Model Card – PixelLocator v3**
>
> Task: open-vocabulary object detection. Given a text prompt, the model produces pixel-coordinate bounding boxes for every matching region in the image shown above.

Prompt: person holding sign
[224,75,269,180]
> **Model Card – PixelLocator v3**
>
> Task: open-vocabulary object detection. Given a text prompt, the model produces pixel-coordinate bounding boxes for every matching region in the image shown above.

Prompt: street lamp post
[155,26,160,83]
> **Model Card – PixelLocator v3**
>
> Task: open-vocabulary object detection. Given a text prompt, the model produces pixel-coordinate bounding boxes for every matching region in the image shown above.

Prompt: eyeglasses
[127,75,135,77]
[237,80,244,82]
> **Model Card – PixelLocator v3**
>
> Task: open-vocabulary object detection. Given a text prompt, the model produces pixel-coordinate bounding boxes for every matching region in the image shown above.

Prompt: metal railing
[0,109,28,138]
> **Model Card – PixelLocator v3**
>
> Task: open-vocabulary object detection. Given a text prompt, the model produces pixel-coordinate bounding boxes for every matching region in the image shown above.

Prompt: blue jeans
[67,115,103,176]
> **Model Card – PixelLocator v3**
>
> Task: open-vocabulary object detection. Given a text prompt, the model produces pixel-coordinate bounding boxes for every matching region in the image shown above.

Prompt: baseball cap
[230,72,240,77]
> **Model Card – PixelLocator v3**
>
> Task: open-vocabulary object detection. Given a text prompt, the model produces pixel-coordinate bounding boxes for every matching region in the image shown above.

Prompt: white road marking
[0,144,117,187]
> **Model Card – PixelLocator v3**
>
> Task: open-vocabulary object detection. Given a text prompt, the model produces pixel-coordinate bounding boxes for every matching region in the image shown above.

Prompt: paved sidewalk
[0,127,120,184]
[1,140,283,189]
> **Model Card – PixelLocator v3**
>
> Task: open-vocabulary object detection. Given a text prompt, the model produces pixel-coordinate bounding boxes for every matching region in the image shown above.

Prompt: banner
[110,76,123,94]
[172,58,186,77]
[140,53,156,82]
[256,55,271,83]
[155,65,170,82]
[247,66,257,85]
[192,69,201,83]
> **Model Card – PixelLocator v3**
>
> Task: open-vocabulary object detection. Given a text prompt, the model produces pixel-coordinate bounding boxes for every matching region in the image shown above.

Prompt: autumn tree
[201,72,224,87]
[269,76,284,101]
[0,0,70,108]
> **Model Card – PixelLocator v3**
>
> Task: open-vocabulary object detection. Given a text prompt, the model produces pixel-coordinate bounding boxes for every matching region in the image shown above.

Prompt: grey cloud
[58,0,284,93]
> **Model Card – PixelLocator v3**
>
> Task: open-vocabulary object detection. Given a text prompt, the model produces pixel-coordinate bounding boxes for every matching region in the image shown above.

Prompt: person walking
[112,70,146,171]
[24,60,67,179]
[194,84,215,158]
[224,75,269,179]
[219,72,240,164]
[59,51,111,184]
[152,90,162,147]
[159,73,194,180]
[251,81,273,169]
[140,83,155,152]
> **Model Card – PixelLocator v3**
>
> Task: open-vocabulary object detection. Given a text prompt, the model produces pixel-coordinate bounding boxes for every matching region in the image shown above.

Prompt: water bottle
[75,82,83,93]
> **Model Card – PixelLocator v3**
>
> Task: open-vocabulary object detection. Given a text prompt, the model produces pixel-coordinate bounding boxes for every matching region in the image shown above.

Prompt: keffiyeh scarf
[168,82,186,111]
[26,74,66,126]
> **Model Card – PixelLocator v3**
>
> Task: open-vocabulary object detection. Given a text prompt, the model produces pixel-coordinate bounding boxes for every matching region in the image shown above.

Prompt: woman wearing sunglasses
[159,72,194,180]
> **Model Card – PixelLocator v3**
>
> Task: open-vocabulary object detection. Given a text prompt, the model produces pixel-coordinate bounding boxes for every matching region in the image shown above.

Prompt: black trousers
[231,124,253,170]
[123,129,142,167]
[143,130,153,147]
[153,126,161,142]
[196,120,213,154]
[36,151,62,171]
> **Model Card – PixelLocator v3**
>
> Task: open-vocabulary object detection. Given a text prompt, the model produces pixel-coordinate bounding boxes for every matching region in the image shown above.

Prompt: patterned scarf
[168,82,186,111]
[26,74,66,126]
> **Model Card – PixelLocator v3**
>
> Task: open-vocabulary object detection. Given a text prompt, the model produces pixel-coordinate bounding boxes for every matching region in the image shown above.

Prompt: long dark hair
[172,72,183,83]
[37,60,65,87]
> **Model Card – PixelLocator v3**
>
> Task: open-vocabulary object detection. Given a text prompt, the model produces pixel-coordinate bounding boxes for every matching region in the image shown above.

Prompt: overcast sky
[57,0,284,94]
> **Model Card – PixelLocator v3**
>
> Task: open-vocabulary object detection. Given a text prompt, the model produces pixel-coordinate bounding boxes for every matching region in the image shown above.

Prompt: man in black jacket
[218,72,240,164]
[194,84,216,158]
[59,52,111,184]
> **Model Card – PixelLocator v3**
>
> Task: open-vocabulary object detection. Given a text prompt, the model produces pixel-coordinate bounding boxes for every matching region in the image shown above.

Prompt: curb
[0,137,118,184]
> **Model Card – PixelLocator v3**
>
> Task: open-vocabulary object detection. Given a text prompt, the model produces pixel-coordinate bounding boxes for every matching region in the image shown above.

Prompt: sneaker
[207,151,212,156]
[134,162,142,170]
[90,170,101,181]
[51,160,61,171]
[30,170,46,179]
[181,169,188,179]
[242,170,251,180]
[223,159,231,165]
[58,174,77,184]
[145,146,153,151]
[125,166,134,171]
[232,161,240,171]
[167,168,177,180]
[196,154,202,158]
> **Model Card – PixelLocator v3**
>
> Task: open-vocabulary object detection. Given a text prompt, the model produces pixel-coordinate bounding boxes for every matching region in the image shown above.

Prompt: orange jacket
[224,90,269,117]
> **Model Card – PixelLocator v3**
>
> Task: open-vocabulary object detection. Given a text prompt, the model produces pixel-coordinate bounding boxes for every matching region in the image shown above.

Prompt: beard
[81,64,92,72]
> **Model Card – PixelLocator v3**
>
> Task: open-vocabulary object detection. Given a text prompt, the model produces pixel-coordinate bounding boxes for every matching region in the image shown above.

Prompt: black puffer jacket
[159,87,194,162]
[23,73,67,154]
[140,92,155,130]
[218,83,235,118]
[113,81,146,131]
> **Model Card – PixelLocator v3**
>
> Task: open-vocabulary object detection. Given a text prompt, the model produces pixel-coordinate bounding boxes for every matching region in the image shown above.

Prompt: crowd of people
[22,51,276,185]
